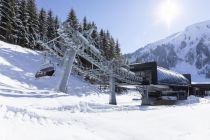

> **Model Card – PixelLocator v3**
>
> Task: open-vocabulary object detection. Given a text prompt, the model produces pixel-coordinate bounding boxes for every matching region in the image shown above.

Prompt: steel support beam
[57,47,77,93]
[142,85,150,105]
[109,76,117,105]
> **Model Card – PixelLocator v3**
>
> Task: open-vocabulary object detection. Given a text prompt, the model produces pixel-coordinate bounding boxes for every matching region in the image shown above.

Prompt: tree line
[0,0,121,60]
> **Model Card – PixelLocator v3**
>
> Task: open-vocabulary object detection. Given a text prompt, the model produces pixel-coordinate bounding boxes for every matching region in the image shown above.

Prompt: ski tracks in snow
[0,105,71,126]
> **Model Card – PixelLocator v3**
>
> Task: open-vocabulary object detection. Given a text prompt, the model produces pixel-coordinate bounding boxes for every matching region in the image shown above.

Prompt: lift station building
[129,62,210,105]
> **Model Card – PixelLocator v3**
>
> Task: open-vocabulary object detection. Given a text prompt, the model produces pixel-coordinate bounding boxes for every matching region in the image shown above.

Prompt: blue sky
[37,0,210,54]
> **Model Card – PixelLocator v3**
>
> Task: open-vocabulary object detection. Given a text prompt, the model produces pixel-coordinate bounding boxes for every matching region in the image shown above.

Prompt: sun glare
[157,0,180,28]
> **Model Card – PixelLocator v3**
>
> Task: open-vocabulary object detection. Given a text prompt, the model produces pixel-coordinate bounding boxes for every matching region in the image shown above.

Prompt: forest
[0,0,121,61]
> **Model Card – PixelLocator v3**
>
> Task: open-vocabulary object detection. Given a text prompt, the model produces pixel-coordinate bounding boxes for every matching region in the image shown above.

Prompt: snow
[0,41,210,140]
[120,67,135,75]
[77,33,101,55]
[172,62,209,82]
[161,96,177,100]
[130,20,210,82]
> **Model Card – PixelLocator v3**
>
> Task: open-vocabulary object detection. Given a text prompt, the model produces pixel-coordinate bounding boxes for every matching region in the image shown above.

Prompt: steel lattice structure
[37,23,143,104]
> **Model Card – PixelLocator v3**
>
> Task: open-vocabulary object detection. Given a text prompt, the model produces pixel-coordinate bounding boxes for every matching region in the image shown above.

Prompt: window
[157,67,189,86]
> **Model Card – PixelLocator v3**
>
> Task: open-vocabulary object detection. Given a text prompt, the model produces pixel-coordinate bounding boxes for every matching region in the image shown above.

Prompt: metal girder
[37,25,143,95]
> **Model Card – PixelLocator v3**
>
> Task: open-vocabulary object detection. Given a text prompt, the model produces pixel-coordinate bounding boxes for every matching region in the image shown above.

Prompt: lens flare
[157,0,180,28]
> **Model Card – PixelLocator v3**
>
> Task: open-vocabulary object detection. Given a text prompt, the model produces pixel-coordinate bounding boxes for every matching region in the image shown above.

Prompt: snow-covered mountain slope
[0,40,100,93]
[129,20,210,82]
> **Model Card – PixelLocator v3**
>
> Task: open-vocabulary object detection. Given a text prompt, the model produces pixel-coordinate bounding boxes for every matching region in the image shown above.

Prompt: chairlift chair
[35,62,55,79]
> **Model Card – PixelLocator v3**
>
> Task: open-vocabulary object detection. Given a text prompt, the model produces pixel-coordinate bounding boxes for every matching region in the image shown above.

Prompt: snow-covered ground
[0,41,210,140]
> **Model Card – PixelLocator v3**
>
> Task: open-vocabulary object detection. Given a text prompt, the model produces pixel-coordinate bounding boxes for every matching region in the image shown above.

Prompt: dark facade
[130,62,158,84]
[129,62,210,105]
[191,83,210,97]
[130,62,191,103]
[130,62,190,86]
[130,62,210,105]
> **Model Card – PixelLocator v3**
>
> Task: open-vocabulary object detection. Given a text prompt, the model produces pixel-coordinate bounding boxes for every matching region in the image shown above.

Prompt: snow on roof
[191,82,210,84]
[157,66,190,85]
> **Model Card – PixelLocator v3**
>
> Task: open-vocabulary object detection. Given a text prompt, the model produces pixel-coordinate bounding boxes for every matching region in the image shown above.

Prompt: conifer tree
[103,31,111,60]
[53,16,61,48]
[102,32,110,60]
[18,0,30,47]
[135,57,141,63]
[67,9,78,31]
[99,29,104,45]
[38,8,47,40]
[0,0,14,42]
[115,40,121,59]
[9,0,19,44]
[46,10,55,40]
[108,37,115,60]
[14,0,22,45]
[78,24,83,33]
[54,16,60,38]
[27,0,38,49]
[99,29,107,57]
[0,1,122,60]
[83,16,88,31]
[91,26,99,48]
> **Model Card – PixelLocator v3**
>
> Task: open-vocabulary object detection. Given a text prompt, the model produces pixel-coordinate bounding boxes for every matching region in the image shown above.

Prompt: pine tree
[38,8,47,40]
[135,57,141,63]
[115,40,121,59]
[102,33,110,60]
[9,0,19,44]
[27,0,38,49]
[78,24,83,33]
[14,0,22,45]
[0,0,14,42]
[54,16,60,38]
[46,10,55,40]
[99,29,107,57]
[103,31,112,60]
[99,29,104,46]
[108,37,115,60]
[0,0,123,60]
[66,9,78,31]
[53,16,61,48]
[126,60,130,65]
[83,16,87,31]
[91,26,99,48]
[18,0,30,47]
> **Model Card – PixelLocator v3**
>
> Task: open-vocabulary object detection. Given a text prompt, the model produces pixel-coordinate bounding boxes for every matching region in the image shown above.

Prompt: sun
[157,0,180,28]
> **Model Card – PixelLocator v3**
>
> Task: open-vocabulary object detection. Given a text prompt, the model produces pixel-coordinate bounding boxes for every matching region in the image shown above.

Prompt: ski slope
[0,41,210,140]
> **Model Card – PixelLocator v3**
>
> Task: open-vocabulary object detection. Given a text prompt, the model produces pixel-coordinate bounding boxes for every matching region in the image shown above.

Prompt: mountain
[128,20,210,82]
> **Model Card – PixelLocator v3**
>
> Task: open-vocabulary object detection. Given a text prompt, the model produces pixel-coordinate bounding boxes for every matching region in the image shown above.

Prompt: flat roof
[192,82,210,84]
[191,82,210,90]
